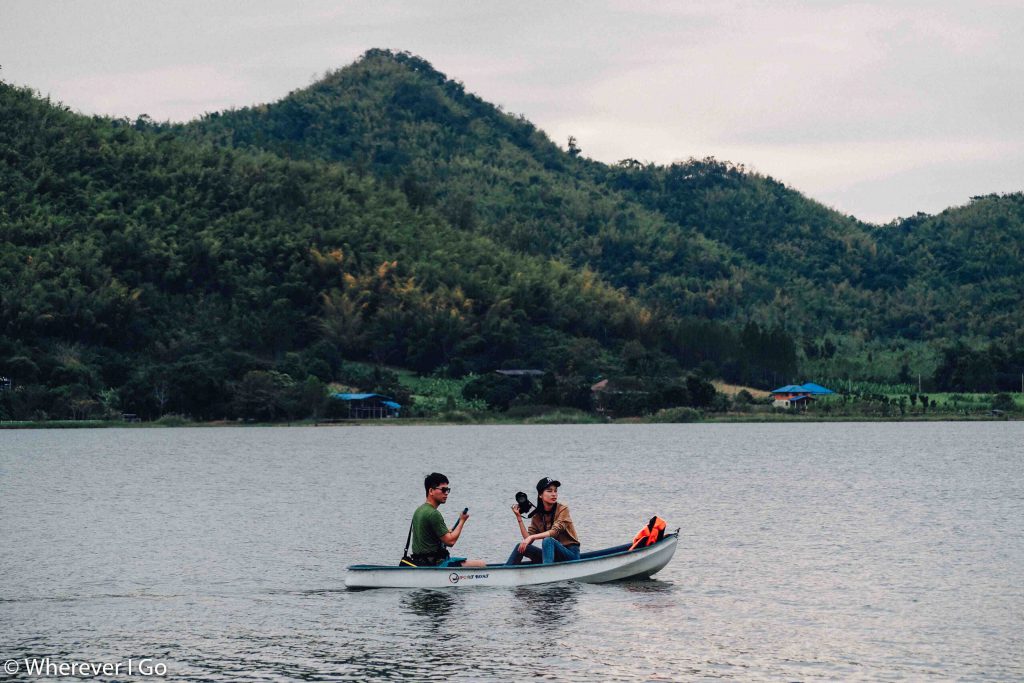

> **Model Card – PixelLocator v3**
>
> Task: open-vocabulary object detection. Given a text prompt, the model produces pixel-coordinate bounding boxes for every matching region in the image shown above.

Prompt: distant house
[331,393,401,419]
[770,383,834,408]
[776,394,816,410]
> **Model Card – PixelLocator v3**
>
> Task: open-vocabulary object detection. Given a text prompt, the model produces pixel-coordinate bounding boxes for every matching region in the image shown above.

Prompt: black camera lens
[515,491,534,515]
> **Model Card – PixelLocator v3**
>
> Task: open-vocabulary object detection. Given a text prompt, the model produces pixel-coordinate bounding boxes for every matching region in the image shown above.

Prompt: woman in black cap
[506,477,581,564]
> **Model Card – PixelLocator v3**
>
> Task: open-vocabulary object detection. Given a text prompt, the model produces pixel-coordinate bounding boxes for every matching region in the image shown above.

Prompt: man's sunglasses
[432,486,451,494]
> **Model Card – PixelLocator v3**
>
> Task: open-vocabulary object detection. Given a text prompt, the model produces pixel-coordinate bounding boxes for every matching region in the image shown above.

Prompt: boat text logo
[448,572,490,584]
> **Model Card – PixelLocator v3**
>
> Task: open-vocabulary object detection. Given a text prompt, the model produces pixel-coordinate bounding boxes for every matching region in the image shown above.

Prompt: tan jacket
[529,502,580,547]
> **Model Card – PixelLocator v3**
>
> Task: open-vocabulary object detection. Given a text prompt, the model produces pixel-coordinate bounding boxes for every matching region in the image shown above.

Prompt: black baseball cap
[536,477,561,493]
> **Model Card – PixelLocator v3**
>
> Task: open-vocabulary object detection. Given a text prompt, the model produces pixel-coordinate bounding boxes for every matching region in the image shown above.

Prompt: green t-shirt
[411,503,449,556]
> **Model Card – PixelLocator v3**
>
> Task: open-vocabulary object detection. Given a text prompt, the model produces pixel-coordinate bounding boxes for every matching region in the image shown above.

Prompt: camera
[515,491,535,517]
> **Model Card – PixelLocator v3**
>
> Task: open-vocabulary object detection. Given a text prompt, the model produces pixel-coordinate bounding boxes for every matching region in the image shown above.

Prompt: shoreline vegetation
[4,361,1021,428]
[3,410,1019,429]
[2,417,1017,430]
[3,368,1021,429]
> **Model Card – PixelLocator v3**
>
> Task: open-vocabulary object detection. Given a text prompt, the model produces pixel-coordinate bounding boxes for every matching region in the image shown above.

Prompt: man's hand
[442,510,469,546]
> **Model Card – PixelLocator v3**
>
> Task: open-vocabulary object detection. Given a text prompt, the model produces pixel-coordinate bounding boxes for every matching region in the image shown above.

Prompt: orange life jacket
[629,516,668,550]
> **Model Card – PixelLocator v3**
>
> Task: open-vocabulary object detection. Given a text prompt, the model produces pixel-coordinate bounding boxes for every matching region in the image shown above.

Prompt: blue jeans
[506,537,580,565]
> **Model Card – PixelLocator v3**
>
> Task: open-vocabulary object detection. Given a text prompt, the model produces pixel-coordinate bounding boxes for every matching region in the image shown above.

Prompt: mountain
[183,50,759,320]
[2,49,1022,421]
[182,49,1024,351]
[0,78,737,421]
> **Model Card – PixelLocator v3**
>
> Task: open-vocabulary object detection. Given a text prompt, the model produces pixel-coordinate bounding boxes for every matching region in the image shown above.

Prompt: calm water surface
[1,423,1022,681]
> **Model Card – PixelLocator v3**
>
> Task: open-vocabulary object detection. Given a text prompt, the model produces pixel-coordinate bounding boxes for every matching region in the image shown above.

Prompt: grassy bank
[5,371,1020,429]
[5,410,1019,429]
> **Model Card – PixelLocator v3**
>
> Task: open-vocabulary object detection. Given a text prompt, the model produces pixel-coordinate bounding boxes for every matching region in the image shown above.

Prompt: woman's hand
[511,503,520,516]
[518,537,531,554]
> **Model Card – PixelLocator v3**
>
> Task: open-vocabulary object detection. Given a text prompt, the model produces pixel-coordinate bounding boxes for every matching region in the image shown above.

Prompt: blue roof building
[770,383,835,410]
[331,393,401,419]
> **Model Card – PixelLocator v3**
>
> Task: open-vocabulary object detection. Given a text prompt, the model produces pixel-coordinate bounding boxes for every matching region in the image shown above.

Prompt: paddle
[451,507,468,531]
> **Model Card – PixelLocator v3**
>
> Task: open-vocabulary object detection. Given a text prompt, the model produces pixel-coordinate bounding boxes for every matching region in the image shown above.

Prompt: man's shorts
[439,556,467,567]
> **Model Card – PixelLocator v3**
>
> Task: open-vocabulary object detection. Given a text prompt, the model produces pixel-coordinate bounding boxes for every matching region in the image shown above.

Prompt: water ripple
[1,422,1022,680]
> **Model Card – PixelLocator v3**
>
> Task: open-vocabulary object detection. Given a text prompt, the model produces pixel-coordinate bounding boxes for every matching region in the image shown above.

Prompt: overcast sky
[3,0,1022,223]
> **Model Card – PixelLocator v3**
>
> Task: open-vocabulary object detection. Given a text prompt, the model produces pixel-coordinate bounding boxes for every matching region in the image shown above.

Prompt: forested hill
[182,50,759,324]
[1,80,711,420]
[182,49,1024,353]
[2,49,1023,422]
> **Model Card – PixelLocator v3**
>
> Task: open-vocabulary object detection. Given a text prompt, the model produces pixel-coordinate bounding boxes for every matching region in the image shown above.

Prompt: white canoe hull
[345,533,678,589]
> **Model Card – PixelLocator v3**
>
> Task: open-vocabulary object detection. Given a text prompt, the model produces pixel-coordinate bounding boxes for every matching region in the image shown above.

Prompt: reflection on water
[402,588,459,623]
[511,583,581,628]
[619,579,677,615]
[620,578,674,594]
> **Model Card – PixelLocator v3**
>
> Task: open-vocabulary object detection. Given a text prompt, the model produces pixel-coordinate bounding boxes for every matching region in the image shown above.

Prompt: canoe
[345,531,679,589]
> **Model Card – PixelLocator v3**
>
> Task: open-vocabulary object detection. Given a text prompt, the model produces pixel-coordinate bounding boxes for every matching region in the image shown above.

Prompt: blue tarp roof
[771,383,835,395]
[333,392,400,404]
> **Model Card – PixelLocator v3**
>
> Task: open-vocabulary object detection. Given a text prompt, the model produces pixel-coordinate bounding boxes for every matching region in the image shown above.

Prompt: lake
[1,422,1022,681]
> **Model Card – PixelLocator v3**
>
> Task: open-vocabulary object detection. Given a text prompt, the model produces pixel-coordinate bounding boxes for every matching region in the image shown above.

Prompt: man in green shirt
[410,472,486,567]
